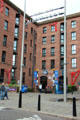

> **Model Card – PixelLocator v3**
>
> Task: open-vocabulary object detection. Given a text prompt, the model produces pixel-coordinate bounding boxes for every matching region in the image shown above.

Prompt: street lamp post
[19,0,26,108]
[64,0,67,102]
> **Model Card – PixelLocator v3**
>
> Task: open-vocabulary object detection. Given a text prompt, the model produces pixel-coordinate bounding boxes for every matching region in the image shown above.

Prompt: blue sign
[54,70,58,78]
[34,71,37,78]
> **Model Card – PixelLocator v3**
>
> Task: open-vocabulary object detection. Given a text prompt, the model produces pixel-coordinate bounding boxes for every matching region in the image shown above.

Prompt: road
[0,107,74,120]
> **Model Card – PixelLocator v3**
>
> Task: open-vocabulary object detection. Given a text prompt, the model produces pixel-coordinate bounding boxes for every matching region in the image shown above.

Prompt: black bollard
[38,94,41,111]
[18,90,22,108]
[73,97,77,117]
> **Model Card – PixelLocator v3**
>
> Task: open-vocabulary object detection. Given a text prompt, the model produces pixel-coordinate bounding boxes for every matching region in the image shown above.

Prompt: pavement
[0,107,72,120]
[0,91,80,119]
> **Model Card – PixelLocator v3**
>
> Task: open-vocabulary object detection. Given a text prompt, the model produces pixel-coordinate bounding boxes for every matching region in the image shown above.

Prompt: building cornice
[37,12,80,26]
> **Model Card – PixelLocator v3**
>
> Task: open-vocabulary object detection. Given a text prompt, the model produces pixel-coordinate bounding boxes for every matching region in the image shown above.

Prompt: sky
[10,0,80,17]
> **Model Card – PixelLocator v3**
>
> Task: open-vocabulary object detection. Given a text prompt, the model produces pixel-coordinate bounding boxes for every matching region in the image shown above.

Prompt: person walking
[5,83,9,99]
[0,82,6,100]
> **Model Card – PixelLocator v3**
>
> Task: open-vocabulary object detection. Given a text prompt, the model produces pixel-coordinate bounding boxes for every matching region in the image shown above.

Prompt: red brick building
[0,0,80,89]
[0,0,37,87]
[36,14,80,89]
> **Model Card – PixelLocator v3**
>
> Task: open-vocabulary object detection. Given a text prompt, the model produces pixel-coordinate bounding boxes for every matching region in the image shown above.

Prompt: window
[23,57,26,66]
[60,23,64,32]
[29,68,31,76]
[34,56,36,65]
[51,47,55,56]
[12,54,16,66]
[25,32,27,39]
[71,21,76,28]
[5,7,9,16]
[30,53,32,61]
[3,35,7,46]
[60,58,64,69]
[34,44,36,54]
[71,32,76,40]
[60,45,64,56]
[51,25,55,32]
[42,37,46,44]
[72,45,76,54]
[42,48,46,57]
[15,17,20,25]
[24,44,27,53]
[13,40,17,51]
[4,20,8,30]
[30,40,32,47]
[22,72,25,84]
[25,21,28,28]
[72,58,76,68]
[11,69,15,79]
[34,31,37,40]
[51,60,55,69]
[42,60,46,69]
[60,33,64,43]
[0,69,4,82]
[51,35,55,43]
[14,27,19,37]
[43,27,47,33]
[16,13,20,17]
[2,51,6,63]
[31,27,33,34]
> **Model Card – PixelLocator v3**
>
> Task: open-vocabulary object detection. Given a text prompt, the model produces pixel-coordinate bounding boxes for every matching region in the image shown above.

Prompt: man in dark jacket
[0,82,6,100]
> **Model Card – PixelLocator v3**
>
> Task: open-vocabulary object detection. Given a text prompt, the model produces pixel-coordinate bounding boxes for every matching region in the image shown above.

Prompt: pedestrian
[5,83,9,99]
[0,82,6,100]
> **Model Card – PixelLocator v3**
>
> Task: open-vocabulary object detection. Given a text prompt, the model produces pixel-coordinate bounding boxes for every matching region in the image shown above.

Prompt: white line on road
[16,115,42,120]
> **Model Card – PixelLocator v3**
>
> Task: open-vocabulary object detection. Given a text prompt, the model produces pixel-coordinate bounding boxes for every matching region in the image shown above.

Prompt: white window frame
[42,37,46,44]
[72,58,76,68]
[71,21,76,28]
[72,44,76,54]
[71,32,76,40]
[51,25,55,32]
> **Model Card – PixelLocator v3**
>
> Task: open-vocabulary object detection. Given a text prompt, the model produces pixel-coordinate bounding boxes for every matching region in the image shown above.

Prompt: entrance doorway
[40,76,47,89]
[59,76,63,91]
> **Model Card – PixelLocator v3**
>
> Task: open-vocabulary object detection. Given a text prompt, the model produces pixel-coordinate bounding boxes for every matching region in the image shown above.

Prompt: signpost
[19,0,26,108]
[64,0,67,102]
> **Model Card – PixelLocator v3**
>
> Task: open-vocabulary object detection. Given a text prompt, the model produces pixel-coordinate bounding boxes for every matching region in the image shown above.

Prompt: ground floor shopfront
[37,68,80,92]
